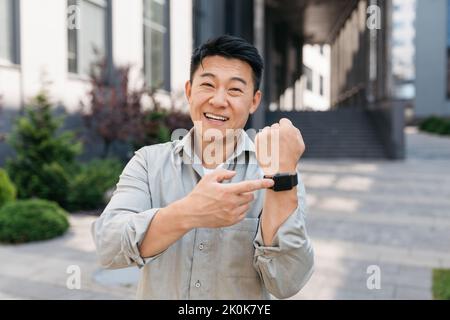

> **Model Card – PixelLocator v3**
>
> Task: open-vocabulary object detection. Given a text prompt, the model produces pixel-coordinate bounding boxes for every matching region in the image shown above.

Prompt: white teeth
[204,113,228,121]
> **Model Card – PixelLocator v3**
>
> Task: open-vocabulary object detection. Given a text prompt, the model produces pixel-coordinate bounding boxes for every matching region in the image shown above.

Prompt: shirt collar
[173,127,256,163]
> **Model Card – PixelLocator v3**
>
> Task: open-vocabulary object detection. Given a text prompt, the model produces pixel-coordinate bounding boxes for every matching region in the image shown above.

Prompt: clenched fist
[255,118,305,175]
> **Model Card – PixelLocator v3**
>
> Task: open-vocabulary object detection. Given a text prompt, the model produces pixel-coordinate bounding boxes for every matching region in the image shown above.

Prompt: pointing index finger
[225,178,274,194]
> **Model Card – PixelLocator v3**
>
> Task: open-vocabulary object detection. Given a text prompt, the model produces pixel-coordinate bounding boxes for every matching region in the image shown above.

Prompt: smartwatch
[263,173,298,191]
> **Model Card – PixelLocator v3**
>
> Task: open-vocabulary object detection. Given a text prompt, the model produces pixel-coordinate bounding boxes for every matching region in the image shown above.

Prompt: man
[92,35,314,299]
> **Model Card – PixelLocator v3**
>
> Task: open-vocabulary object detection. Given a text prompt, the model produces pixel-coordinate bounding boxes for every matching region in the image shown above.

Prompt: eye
[201,82,214,87]
[230,88,243,93]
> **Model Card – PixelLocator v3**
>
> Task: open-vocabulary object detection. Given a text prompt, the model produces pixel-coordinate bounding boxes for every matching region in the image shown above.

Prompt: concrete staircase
[265,109,387,159]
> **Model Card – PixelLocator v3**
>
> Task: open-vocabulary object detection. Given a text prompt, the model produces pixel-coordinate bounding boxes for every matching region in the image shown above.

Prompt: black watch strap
[264,173,298,191]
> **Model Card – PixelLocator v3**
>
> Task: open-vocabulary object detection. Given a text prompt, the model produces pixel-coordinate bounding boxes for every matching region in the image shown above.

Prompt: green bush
[419,116,440,132]
[433,269,450,300]
[133,109,192,150]
[0,199,70,244]
[66,158,124,211]
[6,92,82,208]
[0,169,16,208]
[419,116,450,135]
[436,120,450,135]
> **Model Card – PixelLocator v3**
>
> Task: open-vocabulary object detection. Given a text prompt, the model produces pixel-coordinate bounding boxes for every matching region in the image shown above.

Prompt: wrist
[262,165,297,176]
[263,171,298,192]
[278,162,297,173]
[171,197,197,231]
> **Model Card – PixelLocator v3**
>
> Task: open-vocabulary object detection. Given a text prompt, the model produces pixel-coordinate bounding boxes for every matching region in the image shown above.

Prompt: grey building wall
[193,0,254,48]
[415,0,450,117]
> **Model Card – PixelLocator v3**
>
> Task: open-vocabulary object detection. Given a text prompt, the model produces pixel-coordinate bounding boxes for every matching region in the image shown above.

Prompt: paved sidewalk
[0,127,449,299]
[292,127,450,299]
[0,214,136,299]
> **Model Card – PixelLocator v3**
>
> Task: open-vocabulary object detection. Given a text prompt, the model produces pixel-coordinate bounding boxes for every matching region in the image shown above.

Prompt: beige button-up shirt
[91,128,314,299]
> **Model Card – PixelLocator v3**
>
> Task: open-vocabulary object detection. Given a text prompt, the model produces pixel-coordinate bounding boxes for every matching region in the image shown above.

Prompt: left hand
[255,118,305,175]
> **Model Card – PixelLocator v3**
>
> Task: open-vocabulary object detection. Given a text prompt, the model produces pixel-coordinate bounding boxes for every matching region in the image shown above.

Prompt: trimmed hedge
[0,199,70,244]
[0,169,16,208]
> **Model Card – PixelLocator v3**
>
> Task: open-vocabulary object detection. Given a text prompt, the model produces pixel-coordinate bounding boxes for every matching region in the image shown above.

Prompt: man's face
[185,55,262,139]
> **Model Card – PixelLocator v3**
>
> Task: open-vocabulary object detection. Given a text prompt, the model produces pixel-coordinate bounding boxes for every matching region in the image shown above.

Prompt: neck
[194,128,240,169]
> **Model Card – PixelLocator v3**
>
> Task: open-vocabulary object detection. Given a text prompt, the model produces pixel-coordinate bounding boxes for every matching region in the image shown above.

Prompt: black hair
[190,35,264,94]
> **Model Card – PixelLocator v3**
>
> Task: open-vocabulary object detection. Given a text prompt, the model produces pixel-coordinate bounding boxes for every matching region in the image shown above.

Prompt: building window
[143,0,170,90]
[67,0,109,75]
[319,75,324,96]
[391,0,416,100]
[304,66,313,92]
[0,0,18,64]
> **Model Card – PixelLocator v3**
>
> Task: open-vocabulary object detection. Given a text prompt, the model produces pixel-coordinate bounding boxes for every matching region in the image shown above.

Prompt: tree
[81,58,145,158]
[0,94,5,143]
[82,57,193,156]
[6,91,82,207]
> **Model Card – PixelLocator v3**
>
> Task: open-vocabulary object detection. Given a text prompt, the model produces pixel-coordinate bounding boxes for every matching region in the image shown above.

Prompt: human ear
[249,90,262,114]
[185,80,192,102]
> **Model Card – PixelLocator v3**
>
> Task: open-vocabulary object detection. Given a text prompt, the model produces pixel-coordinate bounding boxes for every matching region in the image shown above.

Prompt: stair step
[265,110,387,159]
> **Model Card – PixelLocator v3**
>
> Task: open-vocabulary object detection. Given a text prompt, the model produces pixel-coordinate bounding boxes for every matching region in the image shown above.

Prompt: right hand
[180,169,274,229]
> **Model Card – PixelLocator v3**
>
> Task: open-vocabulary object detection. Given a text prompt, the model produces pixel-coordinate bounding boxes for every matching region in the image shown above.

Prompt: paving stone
[297,130,449,300]
[0,129,448,300]
[394,286,432,300]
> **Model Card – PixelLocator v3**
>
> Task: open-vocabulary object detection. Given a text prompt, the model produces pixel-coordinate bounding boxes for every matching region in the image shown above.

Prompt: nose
[209,88,228,108]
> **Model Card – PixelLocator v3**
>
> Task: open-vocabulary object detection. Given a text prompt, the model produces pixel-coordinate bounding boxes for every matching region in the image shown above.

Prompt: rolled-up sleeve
[253,171,314,299]
[91,147,162,269]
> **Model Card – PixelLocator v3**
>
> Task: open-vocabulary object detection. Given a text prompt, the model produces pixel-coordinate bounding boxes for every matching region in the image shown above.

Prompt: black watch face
[273,174,295,191]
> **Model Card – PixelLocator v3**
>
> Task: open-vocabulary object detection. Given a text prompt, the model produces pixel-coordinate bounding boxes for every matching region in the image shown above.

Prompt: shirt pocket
[218,217,260,278]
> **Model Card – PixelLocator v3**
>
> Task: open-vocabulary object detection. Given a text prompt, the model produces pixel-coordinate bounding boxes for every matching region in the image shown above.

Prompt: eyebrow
[199,73,247,86]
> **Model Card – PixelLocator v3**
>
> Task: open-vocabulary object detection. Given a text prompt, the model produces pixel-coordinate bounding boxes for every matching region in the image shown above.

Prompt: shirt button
[198,243,204,250]
[195,281,201,288]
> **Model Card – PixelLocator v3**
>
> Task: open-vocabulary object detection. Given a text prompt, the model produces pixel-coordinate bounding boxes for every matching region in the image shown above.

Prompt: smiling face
[185,55,262,140]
